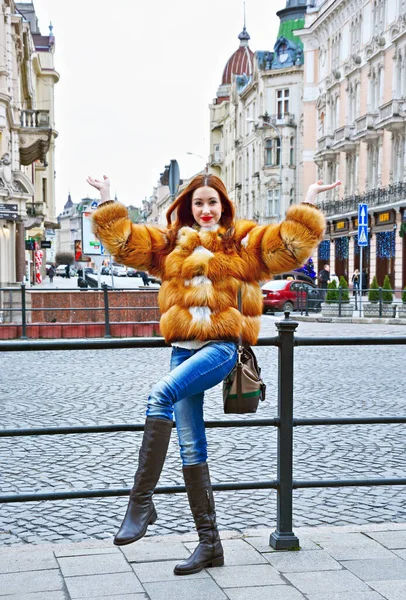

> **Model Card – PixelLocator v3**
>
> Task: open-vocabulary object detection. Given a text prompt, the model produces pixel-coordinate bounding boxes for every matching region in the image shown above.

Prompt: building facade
[208,1,306,225]
[0,1,59,286]
[300,0,406,289]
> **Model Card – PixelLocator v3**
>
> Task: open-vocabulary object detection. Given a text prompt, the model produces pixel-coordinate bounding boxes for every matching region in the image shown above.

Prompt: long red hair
[166,173,235,230]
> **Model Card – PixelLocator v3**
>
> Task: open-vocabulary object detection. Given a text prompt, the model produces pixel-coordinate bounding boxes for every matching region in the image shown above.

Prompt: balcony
[257,113,296,128]
[209,151,224,166]
[318,181,406,216]
[375,100,406,132]
[353,113,379,140]
[26,201,46,218]
[333,126,356,151]
[314,135,338,161]
[18,109,51,166]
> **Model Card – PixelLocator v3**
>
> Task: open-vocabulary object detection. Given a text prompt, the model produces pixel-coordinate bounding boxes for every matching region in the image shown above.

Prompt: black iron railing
[319,181,406,216]
[0,283,159,338]
[1,317,406,550]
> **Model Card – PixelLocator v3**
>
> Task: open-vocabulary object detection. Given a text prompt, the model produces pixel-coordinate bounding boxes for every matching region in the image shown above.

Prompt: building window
[276,89,289,119]
[348,82,359,122]
[346,153,358,193]
[395,49,406,98]
[350,12,362,54]
[373,0,386,35]
[331,33,341,71]
[289,136,294,165]
[266,188,280,217]
[369,68,381,112]
[392,134,405,182]
[252,147,256,174]
[265,139,273,166]
[290,188,294,205]
[367,144,379,189]
[42,178,47,204]
[276,137,281,165]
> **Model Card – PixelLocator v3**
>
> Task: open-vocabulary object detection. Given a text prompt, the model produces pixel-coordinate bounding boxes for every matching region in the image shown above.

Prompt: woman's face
[191,186,222,228]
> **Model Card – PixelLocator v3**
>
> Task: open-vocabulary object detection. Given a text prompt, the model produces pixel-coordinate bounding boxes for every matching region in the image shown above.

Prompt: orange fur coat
[92,202,325,344]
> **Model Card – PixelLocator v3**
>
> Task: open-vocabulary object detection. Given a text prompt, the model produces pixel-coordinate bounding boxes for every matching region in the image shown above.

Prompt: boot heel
[149,508,157,525]
[207,555,224,568]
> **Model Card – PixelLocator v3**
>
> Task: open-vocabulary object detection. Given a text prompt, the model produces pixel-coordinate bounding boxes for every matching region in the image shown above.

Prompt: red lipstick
[201,216,212,222]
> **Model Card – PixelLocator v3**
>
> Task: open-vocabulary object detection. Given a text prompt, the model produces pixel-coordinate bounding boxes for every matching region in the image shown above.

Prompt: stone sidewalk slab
[1,523,406,599]
[64,571,144,598]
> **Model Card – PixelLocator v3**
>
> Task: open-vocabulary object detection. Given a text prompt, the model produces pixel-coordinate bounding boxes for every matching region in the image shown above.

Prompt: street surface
[1,318,405,546]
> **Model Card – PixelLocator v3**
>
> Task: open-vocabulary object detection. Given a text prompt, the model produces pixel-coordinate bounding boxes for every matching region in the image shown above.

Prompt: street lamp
[247,117,283,222]
[186,151,209,173]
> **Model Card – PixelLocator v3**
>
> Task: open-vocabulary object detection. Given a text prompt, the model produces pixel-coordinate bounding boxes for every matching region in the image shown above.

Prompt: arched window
[289,137,295,165]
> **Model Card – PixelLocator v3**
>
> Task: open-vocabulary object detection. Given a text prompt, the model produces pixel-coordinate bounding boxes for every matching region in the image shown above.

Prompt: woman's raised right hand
[86,175,111,202]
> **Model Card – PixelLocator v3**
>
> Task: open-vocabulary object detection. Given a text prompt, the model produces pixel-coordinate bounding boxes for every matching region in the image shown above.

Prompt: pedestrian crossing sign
[358,204,368,246]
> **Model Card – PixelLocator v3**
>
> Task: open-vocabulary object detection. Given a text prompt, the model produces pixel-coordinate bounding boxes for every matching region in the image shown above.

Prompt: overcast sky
[29,0,286,213]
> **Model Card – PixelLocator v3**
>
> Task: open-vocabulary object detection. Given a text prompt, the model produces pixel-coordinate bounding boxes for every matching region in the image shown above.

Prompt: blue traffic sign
[91,201,99,210]
[358,204,368,246]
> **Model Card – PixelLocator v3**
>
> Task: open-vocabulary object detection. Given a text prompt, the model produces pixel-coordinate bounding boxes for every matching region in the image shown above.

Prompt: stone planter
[363,303,397,318]
[321,302,353,317]
[397,304,406,319]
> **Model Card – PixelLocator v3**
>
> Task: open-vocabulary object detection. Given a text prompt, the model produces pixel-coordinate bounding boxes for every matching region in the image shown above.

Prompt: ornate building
[208,0,306,224]
[0,1,59,286]
[300,0,406,289]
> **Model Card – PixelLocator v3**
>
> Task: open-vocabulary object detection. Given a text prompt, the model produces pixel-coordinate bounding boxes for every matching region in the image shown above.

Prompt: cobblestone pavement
[1,318,405,546]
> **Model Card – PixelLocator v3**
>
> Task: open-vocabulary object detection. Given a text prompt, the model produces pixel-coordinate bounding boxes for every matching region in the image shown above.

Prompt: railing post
[305,287,309,317]
[20,283,27,340]
[102,283,111,338]
[338,286,342,317]
[270,312,300,550]
[379,287,383,318]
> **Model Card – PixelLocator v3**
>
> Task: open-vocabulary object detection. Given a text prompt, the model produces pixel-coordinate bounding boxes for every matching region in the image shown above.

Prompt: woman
[352,268,360,295]
[87,173,340,576]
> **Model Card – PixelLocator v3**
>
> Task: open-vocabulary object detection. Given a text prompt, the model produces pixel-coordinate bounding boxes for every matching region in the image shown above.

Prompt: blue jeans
[146,342,237,466]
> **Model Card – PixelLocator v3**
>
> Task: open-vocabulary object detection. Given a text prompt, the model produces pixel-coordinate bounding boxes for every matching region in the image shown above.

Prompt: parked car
[262,279,322,313]
[101,266,111,275]
[55,264,69,277]
[112,265,127,277]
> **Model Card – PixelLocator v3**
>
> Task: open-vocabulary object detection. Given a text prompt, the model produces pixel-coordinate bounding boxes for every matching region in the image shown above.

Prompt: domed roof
[221,27,254,85]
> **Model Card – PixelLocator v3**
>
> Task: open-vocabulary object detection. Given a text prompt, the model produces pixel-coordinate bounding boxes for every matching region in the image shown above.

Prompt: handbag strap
[236,288,243,400]
[237,288,243,357]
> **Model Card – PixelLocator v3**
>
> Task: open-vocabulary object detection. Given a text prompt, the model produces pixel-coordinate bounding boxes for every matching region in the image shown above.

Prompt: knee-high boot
[113,417,172,546]
[174,462,224,575]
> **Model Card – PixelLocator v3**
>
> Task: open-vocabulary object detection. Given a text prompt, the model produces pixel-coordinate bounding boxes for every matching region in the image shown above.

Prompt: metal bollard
[20,283,27,339]
[270,313,300,550]
[102,283,111,338]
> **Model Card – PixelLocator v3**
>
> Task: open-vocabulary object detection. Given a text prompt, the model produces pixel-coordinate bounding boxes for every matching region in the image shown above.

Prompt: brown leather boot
[174,462,224,575]
[113,417,172,546]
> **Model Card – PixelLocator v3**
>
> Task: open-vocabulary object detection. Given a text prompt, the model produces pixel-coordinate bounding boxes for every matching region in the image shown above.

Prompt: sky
[29,0,286,213]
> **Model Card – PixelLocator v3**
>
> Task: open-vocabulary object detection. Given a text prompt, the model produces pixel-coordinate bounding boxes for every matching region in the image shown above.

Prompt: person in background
[48,265,55,284]
[352,269,360,296]
[318,264,330,299]
[139,271,150,286]
[87,173,340,576]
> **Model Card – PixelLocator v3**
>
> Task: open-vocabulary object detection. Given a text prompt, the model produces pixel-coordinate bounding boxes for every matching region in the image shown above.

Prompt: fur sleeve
[92,202,168,272]
[237,204,326,277]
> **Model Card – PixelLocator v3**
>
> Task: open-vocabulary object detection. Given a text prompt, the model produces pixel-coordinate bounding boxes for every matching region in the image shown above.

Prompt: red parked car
[261,279,322,313]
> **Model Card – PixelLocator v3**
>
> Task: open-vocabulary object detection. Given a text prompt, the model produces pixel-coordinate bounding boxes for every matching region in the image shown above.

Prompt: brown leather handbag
[223,290,266,414]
